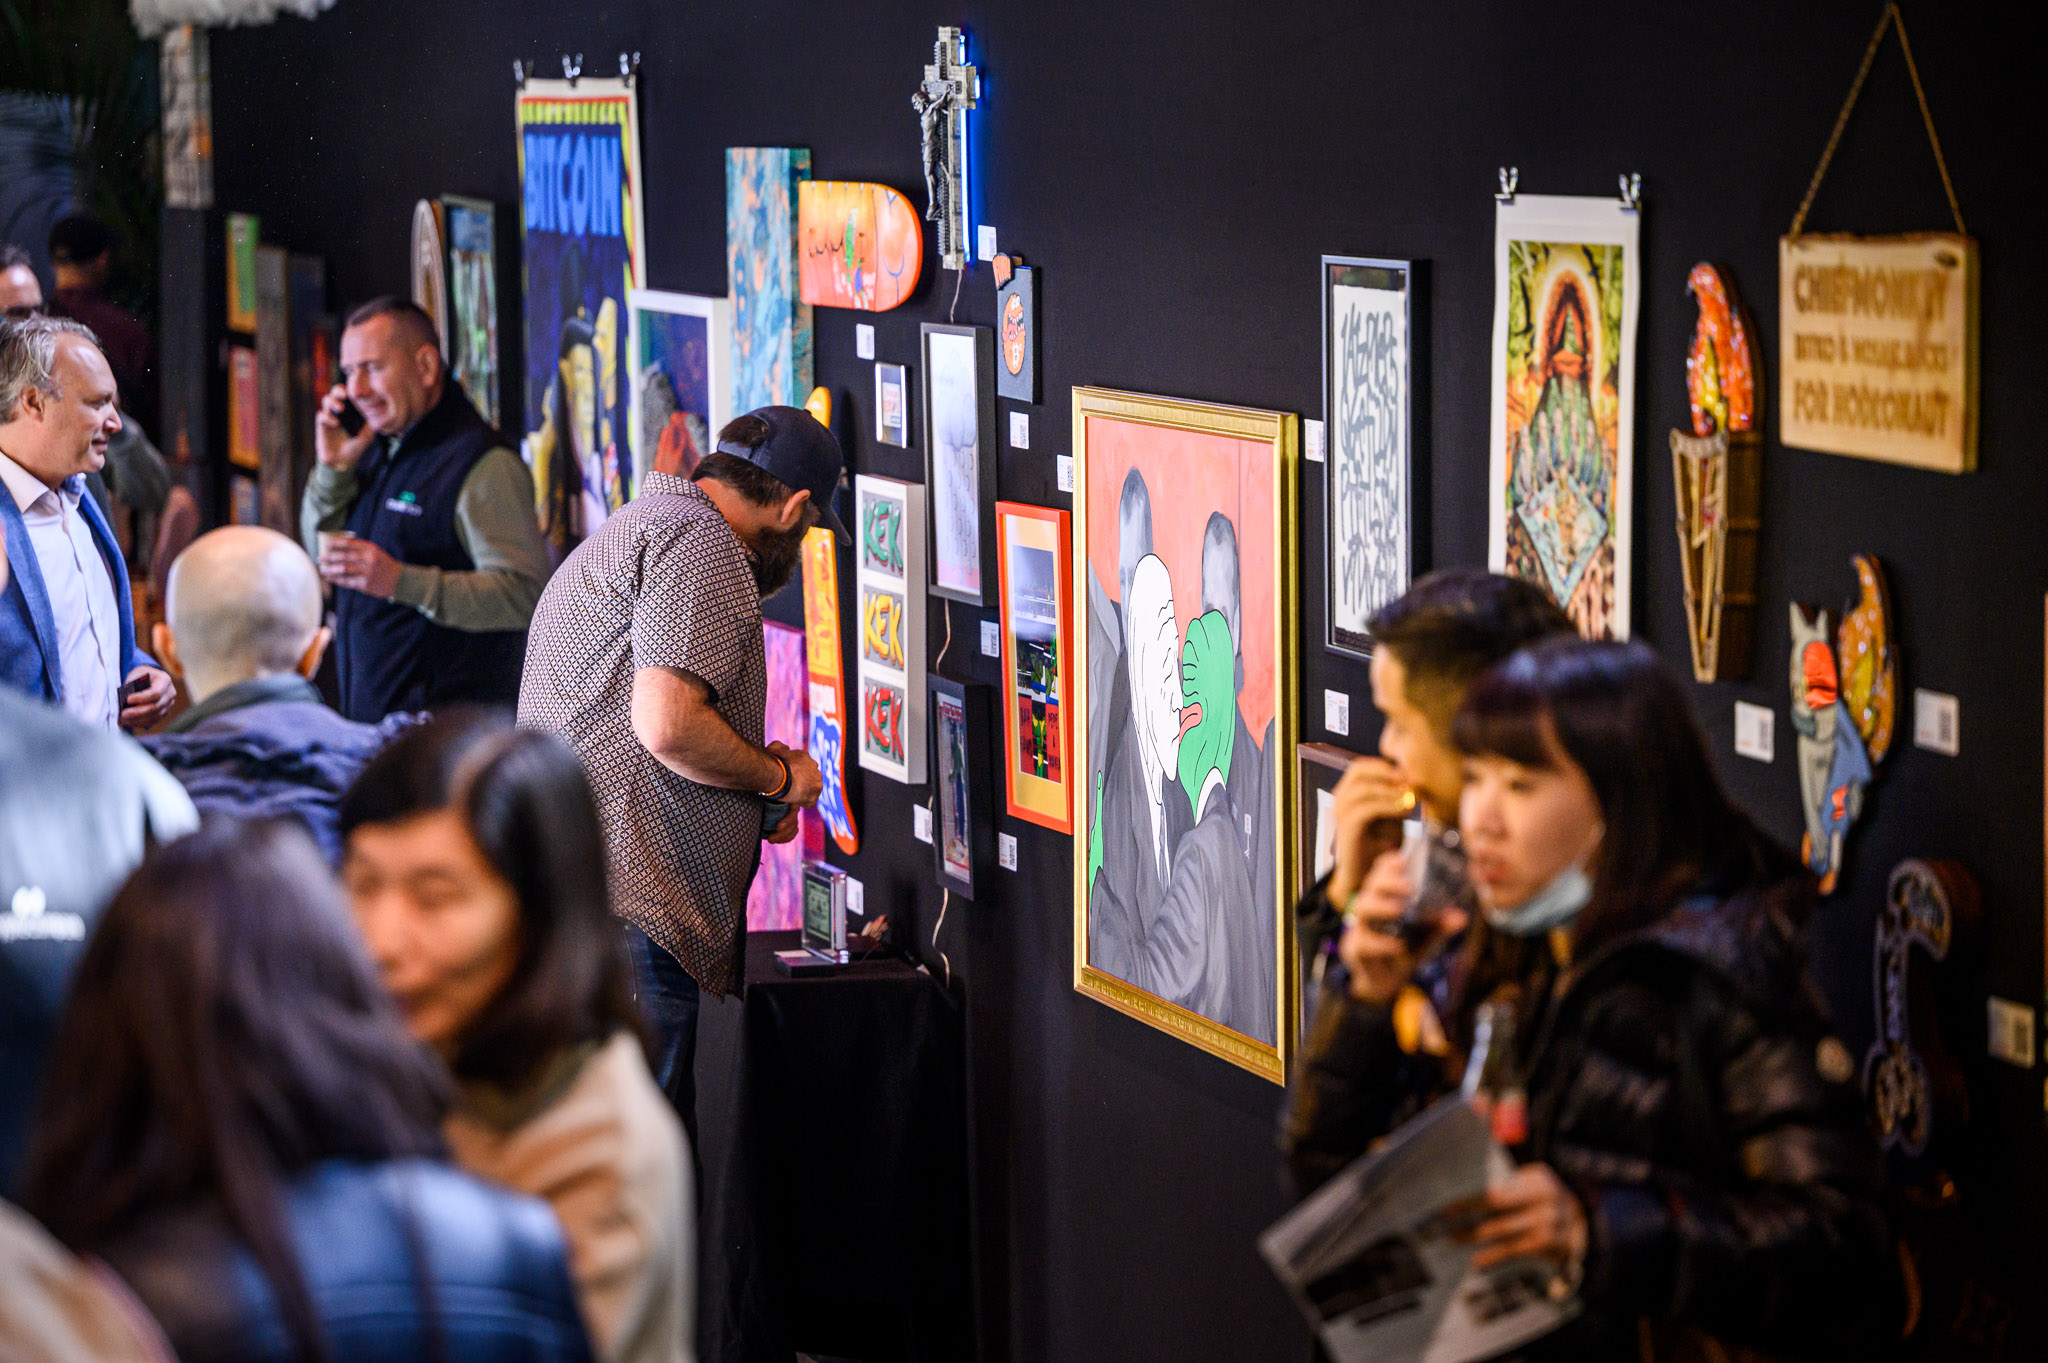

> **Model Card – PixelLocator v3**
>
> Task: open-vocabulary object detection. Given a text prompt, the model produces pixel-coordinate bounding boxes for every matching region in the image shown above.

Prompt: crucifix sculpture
[913,26,978,270]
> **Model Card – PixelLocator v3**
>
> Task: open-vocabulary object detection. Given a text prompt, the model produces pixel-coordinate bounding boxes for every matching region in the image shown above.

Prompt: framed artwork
[410,198,448,353]
[443,195,499,427]
[253,245,292,535]
[922,323,996,605]
[801,527,859,854]
[628,289,733,492]
[1294,742,1363,904]
[875,361,909,447]
[796,180,923,312]
[228,473,258,527]
[996,501,1073,833]
[726,147,814,412]
[1072,385,1298,1082]
[748,621,822,932]
[930,675,995,901]
[854,473,928,784]
[517,78,646,546]
[1321,256,1415,659]
[1489,194,1640,640]
[225,212,258,333]
[227,344,259,471]
[996,263,1038,404]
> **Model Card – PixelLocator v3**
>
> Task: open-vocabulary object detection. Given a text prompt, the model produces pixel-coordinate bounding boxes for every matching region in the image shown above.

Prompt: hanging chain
[1789,3,1967,239]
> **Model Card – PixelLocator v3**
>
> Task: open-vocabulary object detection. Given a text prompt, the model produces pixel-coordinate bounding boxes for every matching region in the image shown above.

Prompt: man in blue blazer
[0,315,173,729]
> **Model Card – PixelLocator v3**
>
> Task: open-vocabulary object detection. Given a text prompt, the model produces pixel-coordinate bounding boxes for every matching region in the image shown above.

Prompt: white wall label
[980,620,1001,657]
[1324,689,1351,737]
[846,875,865,917]
[998,832,1018,870]
[1056,455,1075,493]
[1009,411,1029,449]
[1733,701,1775,763]
[1989,997,2036,1068]
[913,804,934,844]
[1304,418,1326,463]
[977,225,998,261]
[855,323,875,360]
[1913,689,1959,756]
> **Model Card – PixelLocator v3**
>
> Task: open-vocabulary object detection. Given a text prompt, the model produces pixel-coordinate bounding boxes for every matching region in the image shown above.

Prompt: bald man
[141,526,415,860]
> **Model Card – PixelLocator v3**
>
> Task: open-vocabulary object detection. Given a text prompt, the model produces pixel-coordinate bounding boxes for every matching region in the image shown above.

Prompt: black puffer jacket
[1282,874,1899,1361]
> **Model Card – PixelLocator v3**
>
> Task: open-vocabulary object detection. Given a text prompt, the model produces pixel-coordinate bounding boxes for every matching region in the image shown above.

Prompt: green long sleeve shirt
[298,447,552,631]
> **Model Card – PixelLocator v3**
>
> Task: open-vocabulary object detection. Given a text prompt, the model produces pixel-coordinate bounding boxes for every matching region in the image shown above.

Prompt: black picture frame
[1321,256,1426,660]
[920,322,998,606]
[929,674,995,901]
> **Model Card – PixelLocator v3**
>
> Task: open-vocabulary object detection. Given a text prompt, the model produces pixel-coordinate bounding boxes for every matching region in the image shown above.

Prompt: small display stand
[775,862,849,974]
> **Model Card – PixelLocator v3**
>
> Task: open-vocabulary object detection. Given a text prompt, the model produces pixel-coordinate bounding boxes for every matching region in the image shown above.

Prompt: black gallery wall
[201,2,2048,1357]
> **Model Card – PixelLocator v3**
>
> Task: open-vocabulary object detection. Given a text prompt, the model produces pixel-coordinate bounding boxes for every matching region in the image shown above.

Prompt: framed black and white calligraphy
[1321,257,1420,660]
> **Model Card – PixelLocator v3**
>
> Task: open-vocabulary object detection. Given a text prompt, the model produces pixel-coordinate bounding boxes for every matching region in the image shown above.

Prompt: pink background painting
[1084,415,1276,742]
[748,621,820,931]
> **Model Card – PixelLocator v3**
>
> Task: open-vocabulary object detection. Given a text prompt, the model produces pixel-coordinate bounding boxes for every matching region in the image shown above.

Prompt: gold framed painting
[1072,386,1299,1083]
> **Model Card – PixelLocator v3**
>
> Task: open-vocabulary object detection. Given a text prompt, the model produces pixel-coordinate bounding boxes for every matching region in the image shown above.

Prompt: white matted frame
[854,473,927,783]
[628,289,733,491]
[921,323,997,605]
[1322,256,1416,659]
[1488,194,1639,640]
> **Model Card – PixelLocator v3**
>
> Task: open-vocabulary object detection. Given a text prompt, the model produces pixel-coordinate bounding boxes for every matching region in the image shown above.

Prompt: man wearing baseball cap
[518,405,845,1135]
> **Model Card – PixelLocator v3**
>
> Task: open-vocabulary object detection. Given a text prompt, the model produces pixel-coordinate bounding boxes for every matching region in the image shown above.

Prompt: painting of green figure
[725,147,814,412]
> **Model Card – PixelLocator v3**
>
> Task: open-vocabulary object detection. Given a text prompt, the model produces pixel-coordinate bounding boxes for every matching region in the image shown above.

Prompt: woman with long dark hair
[18,818,594,1363]
[1285,640,1898,1360]
[340,711,690,1363]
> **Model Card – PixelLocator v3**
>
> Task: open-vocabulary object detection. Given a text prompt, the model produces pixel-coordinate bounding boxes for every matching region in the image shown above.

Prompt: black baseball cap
[716,405,850,543]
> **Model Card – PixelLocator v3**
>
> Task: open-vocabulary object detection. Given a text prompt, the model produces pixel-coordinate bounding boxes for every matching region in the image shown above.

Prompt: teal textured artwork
[726,147,814,412]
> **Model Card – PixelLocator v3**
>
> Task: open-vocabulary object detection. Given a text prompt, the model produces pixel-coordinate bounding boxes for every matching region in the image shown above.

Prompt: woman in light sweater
[340,710,693,1363]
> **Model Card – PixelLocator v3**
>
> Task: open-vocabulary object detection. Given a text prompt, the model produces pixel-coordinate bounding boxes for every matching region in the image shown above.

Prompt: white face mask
[1483,825,1603,937]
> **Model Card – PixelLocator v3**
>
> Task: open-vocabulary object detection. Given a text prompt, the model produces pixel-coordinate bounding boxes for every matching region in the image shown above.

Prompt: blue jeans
[624,924,701,1150]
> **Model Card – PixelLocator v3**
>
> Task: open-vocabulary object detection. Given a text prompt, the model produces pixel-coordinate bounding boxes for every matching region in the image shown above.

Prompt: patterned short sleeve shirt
[518,472,766,996]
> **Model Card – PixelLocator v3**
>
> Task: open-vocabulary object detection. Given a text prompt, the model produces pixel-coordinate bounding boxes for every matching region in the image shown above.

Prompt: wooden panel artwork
[1778,233,1977,473]
[1671,263,1761,683]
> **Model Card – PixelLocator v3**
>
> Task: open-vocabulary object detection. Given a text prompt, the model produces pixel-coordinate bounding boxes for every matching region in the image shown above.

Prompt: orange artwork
[797,180,923,312]
[801,527,858,854]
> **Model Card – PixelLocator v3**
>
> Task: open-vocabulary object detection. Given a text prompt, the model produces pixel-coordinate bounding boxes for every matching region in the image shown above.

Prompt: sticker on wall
[855,474,928,783]
[1488,191,1640,640]
[797,180,923,312]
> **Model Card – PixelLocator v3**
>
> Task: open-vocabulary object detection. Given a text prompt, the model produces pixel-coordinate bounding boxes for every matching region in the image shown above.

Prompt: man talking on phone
[301,298,551,721]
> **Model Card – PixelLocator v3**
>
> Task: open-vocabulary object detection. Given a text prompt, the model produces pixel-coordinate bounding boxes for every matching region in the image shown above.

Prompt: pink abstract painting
[748,621,819,931]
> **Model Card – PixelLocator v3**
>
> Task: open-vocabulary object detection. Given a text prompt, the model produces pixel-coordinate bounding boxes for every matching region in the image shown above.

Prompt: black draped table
[694,931,972,1363]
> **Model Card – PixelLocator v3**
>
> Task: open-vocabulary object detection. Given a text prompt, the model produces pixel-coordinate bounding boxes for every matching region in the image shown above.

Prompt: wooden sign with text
[1778,233,1977,473]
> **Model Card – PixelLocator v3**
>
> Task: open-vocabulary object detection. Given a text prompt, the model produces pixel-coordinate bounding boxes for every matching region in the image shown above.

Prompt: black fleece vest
[335,386,525,720]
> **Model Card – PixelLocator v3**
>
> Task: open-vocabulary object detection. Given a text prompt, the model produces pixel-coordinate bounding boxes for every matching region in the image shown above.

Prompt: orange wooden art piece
[1670,263,1763,682]
[797,181,923,312]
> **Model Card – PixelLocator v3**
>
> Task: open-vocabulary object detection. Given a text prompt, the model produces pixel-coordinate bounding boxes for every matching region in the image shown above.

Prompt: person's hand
[1325,755,1416,910]
[765,806,801,844]
[768,741,823,808]
[315,384,376,471]
[1175,610,1237,819]
[1338,849,1421,1006]
[318,534,402,598]
[1457,1163,1588,1274]
[119,665,176,730]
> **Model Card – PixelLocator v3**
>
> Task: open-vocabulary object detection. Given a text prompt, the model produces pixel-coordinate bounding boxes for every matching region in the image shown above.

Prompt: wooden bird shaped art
[1787,554,1898,894]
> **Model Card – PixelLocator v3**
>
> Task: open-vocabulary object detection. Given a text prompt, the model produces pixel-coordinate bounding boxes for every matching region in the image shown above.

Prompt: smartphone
[118,676,147,708]
[336,398,366,437]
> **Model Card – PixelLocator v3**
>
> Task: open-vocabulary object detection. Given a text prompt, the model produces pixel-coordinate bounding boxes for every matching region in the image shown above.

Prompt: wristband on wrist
[763,751,793,801]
